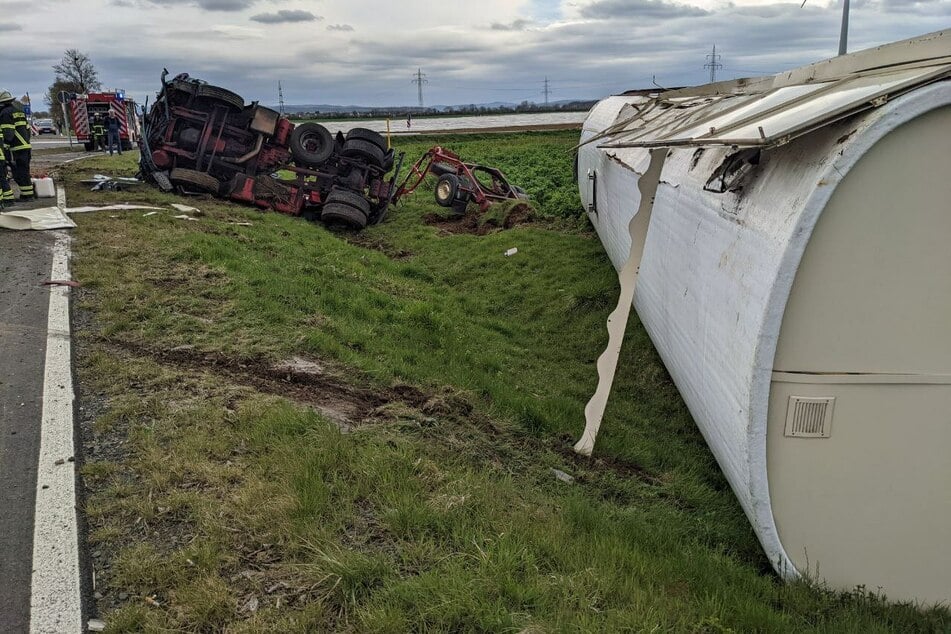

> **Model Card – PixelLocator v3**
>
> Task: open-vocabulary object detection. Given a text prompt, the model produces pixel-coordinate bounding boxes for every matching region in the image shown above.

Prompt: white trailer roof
[592,29,951,150]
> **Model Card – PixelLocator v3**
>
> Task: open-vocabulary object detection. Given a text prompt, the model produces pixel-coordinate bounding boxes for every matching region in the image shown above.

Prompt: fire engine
[67,91,141,151]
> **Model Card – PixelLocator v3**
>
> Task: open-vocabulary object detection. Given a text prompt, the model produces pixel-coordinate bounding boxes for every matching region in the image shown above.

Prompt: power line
[411,68,428,107]
[542,76,551,105]
[704,44,723,83]
[278,80,285,115]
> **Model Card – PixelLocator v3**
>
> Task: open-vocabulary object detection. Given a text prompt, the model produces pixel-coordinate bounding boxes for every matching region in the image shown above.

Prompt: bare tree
[52,49,102,93]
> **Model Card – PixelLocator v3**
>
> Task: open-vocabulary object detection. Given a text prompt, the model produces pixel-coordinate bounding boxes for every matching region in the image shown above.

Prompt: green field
[65,133,949,632]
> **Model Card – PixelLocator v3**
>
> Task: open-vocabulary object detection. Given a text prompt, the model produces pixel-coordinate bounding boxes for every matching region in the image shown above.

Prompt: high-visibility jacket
[0,102,32,152]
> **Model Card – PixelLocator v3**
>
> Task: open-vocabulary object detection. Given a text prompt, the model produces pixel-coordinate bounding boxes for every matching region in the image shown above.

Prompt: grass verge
[65,134,950,632]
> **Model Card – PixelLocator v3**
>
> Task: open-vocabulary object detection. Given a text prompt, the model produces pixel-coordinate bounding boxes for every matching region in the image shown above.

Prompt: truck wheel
[321,203,368,229]
[169,168,221,194]
[196,84,245,111]
[290,123,334,167]
[341,138,385,169]
[83,140,96,151]
[345,128,387,152]
[434,174,459,208]
[326,188,372,214]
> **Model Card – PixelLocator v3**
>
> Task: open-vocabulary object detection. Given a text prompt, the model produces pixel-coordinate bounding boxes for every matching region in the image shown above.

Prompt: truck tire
[341,138,385,169]
[325,188,371,214]
[434,174,459,208]
[196,84,245,111]
[83,140,96,151]
[321,203,368,229]
[169,168,221,194]
[290,123,334,167]
[345,128,387,152]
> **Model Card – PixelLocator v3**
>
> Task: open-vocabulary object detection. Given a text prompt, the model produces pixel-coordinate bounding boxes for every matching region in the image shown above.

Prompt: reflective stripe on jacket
[0,103,32,151]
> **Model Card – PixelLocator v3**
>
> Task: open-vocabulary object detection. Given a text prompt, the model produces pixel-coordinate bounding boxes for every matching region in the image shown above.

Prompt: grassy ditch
[66,134,949,632]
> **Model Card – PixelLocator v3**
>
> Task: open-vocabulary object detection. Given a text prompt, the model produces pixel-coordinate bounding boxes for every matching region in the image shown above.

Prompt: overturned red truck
[140,72,402,228]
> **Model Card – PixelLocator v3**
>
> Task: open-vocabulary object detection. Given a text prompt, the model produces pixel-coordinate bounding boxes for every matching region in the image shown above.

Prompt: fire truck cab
[67,91,141,151]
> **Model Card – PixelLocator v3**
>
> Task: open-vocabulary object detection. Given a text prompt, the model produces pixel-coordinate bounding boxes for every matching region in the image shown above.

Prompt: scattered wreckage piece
[81,174,145,191]
[139,71,404,229]
[394,146,528,214]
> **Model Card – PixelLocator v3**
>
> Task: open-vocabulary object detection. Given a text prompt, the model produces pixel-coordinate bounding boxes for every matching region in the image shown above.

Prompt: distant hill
[273,99,595,114]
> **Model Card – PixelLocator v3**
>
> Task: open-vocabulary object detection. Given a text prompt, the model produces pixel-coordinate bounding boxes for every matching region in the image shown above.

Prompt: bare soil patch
[424,201,535,236]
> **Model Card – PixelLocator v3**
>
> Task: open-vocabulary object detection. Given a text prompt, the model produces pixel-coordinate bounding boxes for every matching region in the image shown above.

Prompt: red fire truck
[67,91,141,151]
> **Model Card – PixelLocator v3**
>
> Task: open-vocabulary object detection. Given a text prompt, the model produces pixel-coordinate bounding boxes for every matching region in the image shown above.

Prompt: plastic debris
[42,280,82,288]
[504,247,518,257]
[0,207,76,231]
[66,204,164,214]
[173,214,199,221]
[87,619,107,632]
[551,468,574,483]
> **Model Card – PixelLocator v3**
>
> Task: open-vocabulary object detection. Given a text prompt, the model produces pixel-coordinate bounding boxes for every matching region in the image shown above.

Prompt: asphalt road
[30,134,76,150]
[0,227,57,633]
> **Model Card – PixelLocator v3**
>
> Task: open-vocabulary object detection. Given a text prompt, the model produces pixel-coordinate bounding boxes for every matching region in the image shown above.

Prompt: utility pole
[542,76,551,105]
[278,80,285,115]
[411,68,428,108]
[838,0,850,55]
[704,44,723,83]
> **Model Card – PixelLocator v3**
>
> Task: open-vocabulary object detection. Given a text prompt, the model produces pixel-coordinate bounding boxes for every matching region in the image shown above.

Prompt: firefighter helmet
[0,91,14,103]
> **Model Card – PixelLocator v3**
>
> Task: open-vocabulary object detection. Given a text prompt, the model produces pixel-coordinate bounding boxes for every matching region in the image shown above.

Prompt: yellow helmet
[0,91,13,103]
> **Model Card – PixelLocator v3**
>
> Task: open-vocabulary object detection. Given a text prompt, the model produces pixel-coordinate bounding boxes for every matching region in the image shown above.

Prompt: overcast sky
[0,0,947,110]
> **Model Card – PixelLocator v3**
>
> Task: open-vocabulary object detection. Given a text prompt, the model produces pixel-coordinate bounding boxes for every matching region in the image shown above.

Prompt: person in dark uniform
[0,148,13,207]
[92,113,106,152]
[0,90,33,199]
[106,111,122,156]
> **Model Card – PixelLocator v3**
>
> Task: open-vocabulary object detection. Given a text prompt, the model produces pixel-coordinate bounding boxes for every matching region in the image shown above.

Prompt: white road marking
[29,231,82,633]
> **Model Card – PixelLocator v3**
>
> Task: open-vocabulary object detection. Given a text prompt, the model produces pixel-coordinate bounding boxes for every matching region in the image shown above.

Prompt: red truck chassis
[140,71,404,228]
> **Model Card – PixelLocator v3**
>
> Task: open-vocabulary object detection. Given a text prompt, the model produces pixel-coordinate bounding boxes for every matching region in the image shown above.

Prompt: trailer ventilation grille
[784,396,835,438]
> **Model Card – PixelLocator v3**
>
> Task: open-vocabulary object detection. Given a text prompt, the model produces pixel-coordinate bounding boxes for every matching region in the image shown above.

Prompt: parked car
[34,119,58,135]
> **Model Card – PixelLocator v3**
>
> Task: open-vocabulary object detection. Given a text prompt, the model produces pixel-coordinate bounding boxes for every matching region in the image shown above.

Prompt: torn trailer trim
[576,29,951,606]
[139,72,404,229]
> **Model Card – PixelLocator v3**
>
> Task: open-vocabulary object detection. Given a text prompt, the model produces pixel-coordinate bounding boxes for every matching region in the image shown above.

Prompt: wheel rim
[301,132,325,153]
[436,181,452,201]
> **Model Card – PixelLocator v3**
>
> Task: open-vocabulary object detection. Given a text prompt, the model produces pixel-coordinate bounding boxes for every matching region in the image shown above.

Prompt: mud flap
[574,147,668,456]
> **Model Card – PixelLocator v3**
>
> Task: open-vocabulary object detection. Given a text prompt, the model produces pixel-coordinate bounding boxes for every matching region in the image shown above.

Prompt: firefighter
[0,90,33,199]
[0,147,12,207]
[92,113,106,152]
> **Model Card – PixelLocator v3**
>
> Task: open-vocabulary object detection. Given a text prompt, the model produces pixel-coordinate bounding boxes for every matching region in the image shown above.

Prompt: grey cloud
[491,18,532,31]
[0,23,22,31]
[251,9,320,23]
[327,23,354,31]
[198,0,254,10]
[581,0,709,19]
[119,0,256,10]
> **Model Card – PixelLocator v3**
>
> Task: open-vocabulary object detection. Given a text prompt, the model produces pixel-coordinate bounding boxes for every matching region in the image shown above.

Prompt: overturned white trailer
[576,30,951,605]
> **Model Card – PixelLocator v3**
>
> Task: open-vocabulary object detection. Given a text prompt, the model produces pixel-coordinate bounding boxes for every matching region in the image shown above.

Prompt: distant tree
[43,79,84,130]
[44,50,101,131]
[53,49,102,93]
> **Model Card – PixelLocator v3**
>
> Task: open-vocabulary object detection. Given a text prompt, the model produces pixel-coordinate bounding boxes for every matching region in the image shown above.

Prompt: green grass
[66,136,951,632]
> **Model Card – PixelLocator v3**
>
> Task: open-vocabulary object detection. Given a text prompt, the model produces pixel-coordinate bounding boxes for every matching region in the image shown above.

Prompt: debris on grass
[66,204,165,214]
[505,247,518,257]
[170,203,202,214]
[551,468,575,483]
